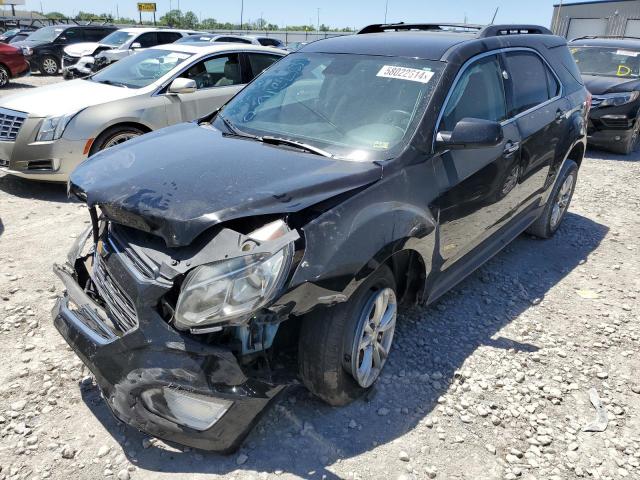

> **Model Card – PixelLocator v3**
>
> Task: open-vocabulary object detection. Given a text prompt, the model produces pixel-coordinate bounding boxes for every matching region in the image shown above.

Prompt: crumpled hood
[70,122,383,247]
[0,78,139,117]
[582,74,640,95]
[64,42,112,57]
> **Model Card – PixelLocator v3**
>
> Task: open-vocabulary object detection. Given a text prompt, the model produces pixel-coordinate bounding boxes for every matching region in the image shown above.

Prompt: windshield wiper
[96,79,129,88]
[260,136,333,158]
[218,114,262,141]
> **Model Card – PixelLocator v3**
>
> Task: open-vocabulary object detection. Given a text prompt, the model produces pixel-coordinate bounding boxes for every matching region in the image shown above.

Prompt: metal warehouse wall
[552,0,640,37]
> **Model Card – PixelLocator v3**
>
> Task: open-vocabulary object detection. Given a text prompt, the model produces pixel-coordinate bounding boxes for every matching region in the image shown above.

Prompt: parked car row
[0,20,636,455]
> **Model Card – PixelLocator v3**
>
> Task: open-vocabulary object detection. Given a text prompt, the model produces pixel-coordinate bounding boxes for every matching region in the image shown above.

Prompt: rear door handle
[504,141,520,156]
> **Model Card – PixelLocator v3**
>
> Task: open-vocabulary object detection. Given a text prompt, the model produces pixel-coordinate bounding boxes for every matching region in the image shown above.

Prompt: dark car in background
[54,23,588,452]
[0,42,30,87]
[571,36,640,154]
[0,27,37,43]
[13,24,117,75]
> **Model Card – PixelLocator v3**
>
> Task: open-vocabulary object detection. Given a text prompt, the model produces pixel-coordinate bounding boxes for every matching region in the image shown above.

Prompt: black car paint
[55,31,588,452]
[14,25,117,73]
[570,38,640,151]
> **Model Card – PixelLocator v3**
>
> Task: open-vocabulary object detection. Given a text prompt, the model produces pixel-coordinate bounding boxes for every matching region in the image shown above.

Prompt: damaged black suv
[54,23,589,452]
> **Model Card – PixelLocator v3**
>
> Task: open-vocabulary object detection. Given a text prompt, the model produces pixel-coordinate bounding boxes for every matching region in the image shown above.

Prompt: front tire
[91,125,145,155]
[40,55,59,76]
[298,265,397,406]
[526,159,578,239]
[0,65,9,88]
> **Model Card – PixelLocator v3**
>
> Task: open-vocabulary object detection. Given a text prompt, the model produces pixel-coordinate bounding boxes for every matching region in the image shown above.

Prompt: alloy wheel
[350,287,397,388]
[0,68,8,87]
[102,132,140,149]
[550,173,575,229]
[42,58,57,74]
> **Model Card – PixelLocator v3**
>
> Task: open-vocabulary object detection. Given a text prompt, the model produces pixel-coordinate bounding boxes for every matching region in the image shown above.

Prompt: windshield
[571,46,640,78]
[176,35,215,43]
[100,30,137,47]
[90,48,193,88]
[217,53,443,161]
[26,26,64,43]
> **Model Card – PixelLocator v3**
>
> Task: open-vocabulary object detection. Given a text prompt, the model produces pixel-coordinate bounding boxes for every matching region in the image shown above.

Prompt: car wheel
[0,65,9,88]
[526,159,578,239]
[40,55,60,75]
[298,265,397,406]
[91,125,145,154]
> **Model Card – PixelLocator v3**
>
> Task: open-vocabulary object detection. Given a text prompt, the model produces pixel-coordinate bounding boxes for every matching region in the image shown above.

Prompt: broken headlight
[174,221,294,330]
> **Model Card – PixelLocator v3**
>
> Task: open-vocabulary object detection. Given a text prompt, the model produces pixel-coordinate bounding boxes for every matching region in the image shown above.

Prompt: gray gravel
[0,77,638,479]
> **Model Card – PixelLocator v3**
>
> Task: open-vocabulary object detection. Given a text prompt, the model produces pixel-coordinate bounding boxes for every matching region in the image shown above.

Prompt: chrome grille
[107,228,156,280]
[92,253,139,333]
[0,108,27,141]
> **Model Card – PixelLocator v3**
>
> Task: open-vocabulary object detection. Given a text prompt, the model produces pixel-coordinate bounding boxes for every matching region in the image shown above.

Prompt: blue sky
[18,0,571,28]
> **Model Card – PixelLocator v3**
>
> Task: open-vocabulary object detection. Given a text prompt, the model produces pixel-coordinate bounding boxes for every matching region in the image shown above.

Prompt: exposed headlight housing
[597,91,640,107]
[174,220,295,330]
[35,112,78,142]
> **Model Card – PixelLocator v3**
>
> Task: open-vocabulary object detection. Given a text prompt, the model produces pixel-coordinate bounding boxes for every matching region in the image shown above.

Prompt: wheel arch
[89,121,153,155]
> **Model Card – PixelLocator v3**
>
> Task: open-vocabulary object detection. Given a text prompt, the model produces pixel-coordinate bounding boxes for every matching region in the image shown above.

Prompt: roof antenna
[491,7,499,25]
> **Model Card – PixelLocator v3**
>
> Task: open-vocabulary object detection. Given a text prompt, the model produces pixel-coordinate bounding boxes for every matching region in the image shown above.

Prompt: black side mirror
[436,118,503,150]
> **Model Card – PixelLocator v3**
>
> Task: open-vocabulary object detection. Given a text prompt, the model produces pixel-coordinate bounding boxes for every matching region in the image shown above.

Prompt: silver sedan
[0,43,286,181]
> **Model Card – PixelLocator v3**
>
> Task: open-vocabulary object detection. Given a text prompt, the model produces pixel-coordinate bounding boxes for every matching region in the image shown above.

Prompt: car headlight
[21,46,32,56]
[174,220,294,330]
[598,91,640,107]
[35,112,78,142]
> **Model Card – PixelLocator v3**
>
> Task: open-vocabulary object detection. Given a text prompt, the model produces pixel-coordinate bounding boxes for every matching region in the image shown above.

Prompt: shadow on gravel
[0,174,72,203]
[0,218,3,238]
[587,147,640,162]
[3,81,37,90]
[79,211,608,479]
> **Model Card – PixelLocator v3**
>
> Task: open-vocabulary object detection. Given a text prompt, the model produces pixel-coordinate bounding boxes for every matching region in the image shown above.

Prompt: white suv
[62,28,198,78]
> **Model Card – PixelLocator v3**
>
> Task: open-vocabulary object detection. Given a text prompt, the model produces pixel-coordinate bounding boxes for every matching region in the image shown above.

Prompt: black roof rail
[357,22,484,35]
[479,24,553,37]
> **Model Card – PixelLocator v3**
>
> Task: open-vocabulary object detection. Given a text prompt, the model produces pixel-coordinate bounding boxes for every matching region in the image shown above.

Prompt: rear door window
[158,32,183,44]
[135,32,158,48]
[246,53,282,79]
[441,54,507,131]
[61,28,83,44]
[503,51,560,116]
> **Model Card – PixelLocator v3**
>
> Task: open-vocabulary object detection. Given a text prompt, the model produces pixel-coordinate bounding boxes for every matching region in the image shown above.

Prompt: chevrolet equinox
[53,23,590,452]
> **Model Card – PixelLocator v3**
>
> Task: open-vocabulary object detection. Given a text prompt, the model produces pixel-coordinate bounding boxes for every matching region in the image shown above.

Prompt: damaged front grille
[91,253,139,333]
[107,226,156,280]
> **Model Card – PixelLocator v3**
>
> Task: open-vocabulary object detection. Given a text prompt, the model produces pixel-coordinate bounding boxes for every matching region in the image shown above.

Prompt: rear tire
[526,159,578,239]
[40,55,59,76]
[0,65,9,88]
[298,265,397,406]
[91,125,146,155]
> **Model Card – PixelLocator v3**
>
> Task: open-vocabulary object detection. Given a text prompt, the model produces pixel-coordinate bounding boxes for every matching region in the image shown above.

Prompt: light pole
[384,0,389,23]
[317,8,320,35]
[240,0,244,30]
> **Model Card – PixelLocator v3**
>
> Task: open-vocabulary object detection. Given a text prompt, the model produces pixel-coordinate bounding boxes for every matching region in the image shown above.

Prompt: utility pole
[384,0,389,23]
[240,0,244,29]
[116,4,119,20]
[554,0,563,34]
[317,8,320,35]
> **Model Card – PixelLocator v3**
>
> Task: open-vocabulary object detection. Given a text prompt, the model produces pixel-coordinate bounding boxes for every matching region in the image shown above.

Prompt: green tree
[44,11,66,19]
[159,9,183,27]
[182,11,199,29]
[200,17,218,30]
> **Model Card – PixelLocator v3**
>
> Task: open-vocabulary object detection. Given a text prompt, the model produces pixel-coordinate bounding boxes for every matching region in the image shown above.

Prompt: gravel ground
[0,77,639,480]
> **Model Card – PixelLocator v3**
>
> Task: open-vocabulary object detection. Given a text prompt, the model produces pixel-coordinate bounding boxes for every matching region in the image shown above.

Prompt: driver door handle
[504,141,520,156]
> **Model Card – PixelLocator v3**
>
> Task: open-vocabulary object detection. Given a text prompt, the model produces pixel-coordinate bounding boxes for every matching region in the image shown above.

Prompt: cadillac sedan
[0,42,285,181]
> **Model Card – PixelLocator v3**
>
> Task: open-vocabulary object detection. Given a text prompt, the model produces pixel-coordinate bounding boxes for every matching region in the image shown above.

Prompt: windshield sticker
[376,65,434,84]
[616,49,640,57]
[617,65,632,77]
